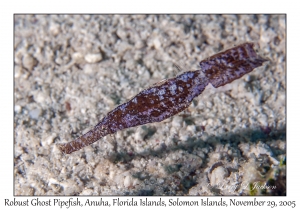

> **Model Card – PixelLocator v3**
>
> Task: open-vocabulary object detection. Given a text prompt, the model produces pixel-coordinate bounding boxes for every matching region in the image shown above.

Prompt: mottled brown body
[59,42,268,154]
[60,71,209,154]
[98,70,209,133]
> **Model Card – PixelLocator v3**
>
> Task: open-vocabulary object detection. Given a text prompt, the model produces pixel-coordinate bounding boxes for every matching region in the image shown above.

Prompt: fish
[59,42,268,154]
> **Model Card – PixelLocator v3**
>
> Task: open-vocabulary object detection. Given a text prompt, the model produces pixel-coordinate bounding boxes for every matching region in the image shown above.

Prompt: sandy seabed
[14,14,286,195]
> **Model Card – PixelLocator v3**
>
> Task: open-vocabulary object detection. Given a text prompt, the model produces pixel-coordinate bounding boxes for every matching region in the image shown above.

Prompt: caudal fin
[200,42,268,88]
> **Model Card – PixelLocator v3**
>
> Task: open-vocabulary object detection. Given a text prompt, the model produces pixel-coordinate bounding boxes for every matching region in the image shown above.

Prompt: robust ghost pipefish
[59,42,268,154]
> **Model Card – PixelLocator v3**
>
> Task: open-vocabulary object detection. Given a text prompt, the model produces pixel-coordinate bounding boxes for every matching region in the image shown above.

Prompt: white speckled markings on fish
[59,42,268,154]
